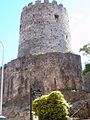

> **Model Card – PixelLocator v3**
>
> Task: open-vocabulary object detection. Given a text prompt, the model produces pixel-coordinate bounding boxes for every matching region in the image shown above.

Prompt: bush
[83,63,90,75]
[33,91,70,120]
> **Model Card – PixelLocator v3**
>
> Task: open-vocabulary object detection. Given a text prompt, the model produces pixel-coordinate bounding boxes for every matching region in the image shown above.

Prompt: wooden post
[54,78,57,90]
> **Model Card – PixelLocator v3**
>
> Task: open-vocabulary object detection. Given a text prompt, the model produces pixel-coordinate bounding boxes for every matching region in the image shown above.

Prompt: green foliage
[65,50,74,54]
[80,42,90,70]
[80,42,90,56]
[83,63,90,75]
[33,91,70,120]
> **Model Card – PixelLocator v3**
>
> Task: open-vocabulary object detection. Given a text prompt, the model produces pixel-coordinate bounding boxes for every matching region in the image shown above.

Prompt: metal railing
[71,101,88,117]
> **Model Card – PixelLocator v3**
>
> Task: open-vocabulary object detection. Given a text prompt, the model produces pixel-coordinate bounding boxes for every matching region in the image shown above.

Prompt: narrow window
[66,35,68,39]
[54,14,59,21]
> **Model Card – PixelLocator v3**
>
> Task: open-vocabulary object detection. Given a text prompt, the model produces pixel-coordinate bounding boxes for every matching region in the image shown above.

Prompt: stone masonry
[2,52,82,101]
[18,0,71,57]
[83,72,90,92]
[0,52,83,119]
[0,0,90,119]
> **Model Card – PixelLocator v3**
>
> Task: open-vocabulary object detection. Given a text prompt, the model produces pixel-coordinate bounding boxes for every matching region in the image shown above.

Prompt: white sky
[70,7,90,53]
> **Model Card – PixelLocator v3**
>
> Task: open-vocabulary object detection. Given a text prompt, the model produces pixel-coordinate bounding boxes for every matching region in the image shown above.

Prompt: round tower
[18,0,71,57]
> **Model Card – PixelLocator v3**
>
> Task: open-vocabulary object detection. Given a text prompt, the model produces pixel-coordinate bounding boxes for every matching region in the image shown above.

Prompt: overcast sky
[0,0,90,67]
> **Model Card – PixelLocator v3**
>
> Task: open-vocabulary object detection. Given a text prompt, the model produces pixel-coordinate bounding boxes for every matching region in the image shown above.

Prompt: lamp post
[0,41,4,115]
[30,85,33,120]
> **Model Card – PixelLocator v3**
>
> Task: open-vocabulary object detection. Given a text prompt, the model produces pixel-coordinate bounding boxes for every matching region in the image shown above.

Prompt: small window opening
[66,35,68,39]
[54,14,59,20]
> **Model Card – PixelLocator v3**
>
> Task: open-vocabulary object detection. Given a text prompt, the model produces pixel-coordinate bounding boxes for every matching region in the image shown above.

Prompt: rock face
[0,52,83,119]
[18,0,71,57]
[83,72,90,92]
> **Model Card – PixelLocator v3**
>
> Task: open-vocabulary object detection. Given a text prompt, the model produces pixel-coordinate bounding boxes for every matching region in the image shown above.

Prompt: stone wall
[18,0,71,57]
[2,52,82,101]
[0,52,82,119]
[83,72,90,92]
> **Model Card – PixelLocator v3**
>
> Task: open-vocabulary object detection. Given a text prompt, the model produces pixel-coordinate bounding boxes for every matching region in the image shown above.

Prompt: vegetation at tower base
[33,91,70,120]
[65,50,74,54]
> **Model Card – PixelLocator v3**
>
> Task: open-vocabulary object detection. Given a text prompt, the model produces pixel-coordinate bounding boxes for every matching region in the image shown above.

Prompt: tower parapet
[52,0,57,4]
[18,0,71,57]
[44,0,49,4]
[35,0,41,5]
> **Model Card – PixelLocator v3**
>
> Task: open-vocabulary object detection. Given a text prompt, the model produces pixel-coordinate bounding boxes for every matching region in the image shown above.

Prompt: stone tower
[1,1,90,119]
[18,0,71,57]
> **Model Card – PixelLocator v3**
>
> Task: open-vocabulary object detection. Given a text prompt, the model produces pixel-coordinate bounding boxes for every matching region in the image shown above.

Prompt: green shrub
[33,91,70,120]
[83,63,90,75]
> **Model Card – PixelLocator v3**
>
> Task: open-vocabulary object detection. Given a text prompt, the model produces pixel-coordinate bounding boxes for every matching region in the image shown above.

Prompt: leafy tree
[83,63,90,75]
[79,42,90,56]
[80,42,90,74]
[33,91,70,120]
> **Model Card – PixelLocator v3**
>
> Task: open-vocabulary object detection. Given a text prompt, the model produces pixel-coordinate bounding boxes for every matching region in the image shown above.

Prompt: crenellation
[52,0,57,5]
[22,6,27,11]
[22,1,66,13]
[28,2,33,6]
[35,0,41,5]
[59,3,63,7]
[44,0,49,4]
[63,7,68,15]
[58,5,66,14]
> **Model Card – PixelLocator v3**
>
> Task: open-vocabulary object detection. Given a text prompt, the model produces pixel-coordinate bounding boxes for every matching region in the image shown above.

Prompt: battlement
[22,0,66,14]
